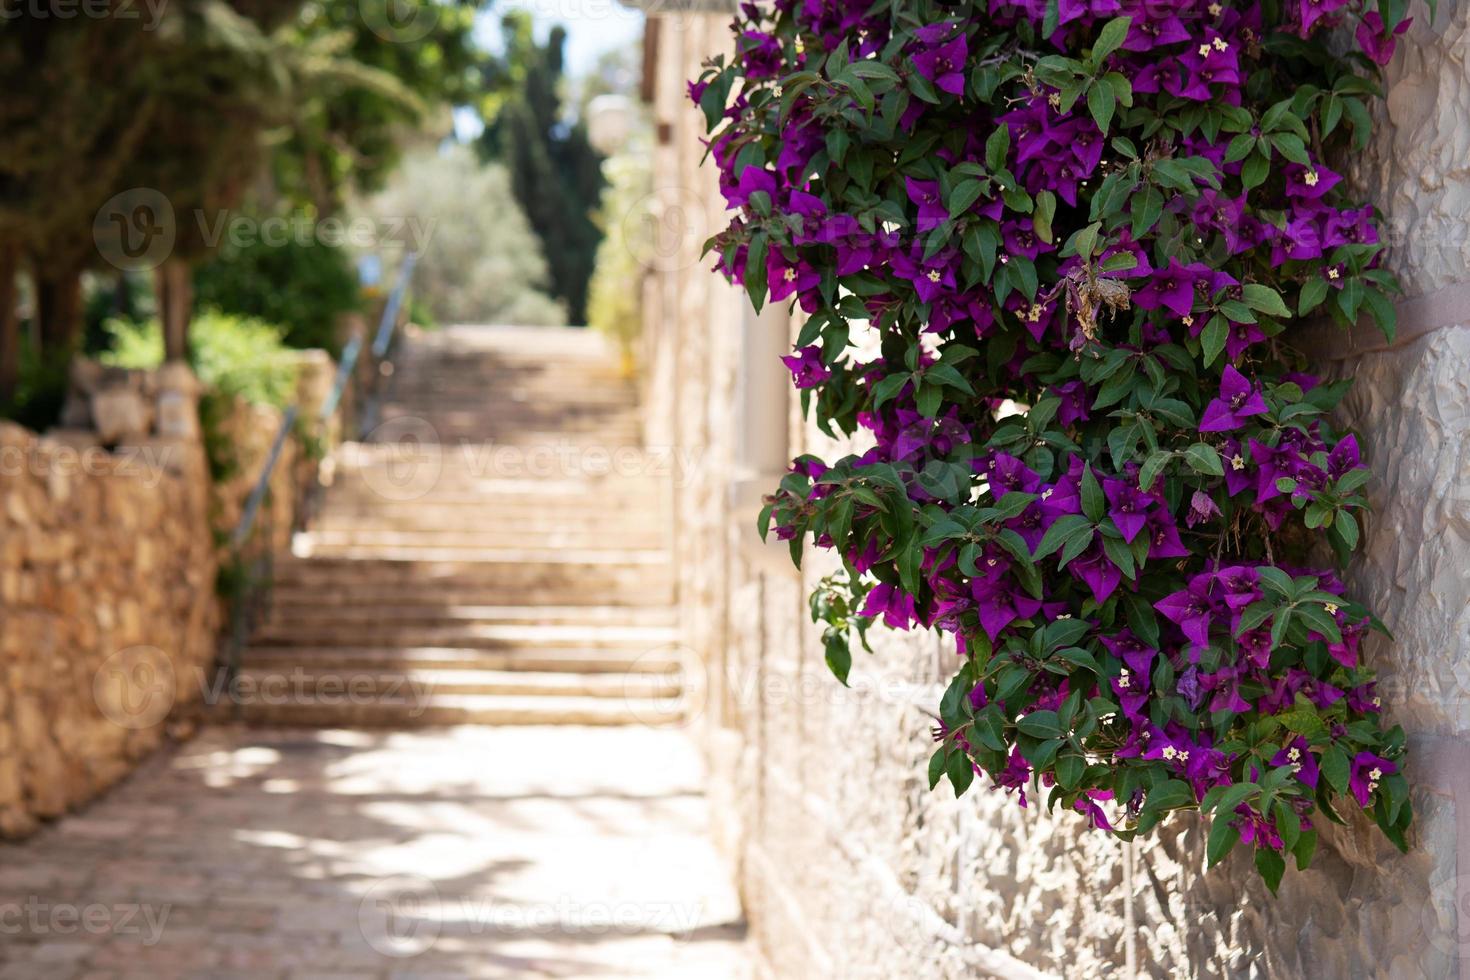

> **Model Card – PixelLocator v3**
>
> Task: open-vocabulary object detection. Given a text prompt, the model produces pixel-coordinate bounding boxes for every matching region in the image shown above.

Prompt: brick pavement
[0,725,752,980]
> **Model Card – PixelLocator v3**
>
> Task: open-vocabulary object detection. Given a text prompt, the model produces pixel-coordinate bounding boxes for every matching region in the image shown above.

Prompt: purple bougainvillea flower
[1214,565,1261,612]
[1270,737,1321,789]
[891,247,956,304]
[1121,0,1190,50]
[1328,434,1362,478]
[1233,805,1284,851]
[1157,576,1217,647]
[1272,212,1327,263]
[987,452,1042,496]
[1249,438,1292,500]
[1186,489,1221,527]
[1134,259,1205,318]
[1072,542,1121,603]
[1348,752,1397,807]
[993,747,1031,808]
[739,30,783,80]
[1200,365,1269,432]
[1299,0,1351,33]
[1357,11,1410,65]
[1285,163,1343,200]
[1174,32,1242,101]
[905,177,949,232]
[1052,380,1090,427]
[1073,789,1114,832]
[1103,477,1152,542]
[861,582,918,630]
[726,165,777,209]
[1144,509,1189,559]
[780,346,832,388]
[913,26,968,96]
[766,248,820,302]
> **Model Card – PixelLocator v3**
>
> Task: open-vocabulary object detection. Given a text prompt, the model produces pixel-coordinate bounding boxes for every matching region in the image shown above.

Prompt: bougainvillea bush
[693,0,1417,889]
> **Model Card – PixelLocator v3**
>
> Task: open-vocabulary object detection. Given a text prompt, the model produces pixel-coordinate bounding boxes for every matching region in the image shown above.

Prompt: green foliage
[101,309,299,407]
[193,223,362,352]
[588,151,652,366]
[353,145,564,326]
[479,14,605,324]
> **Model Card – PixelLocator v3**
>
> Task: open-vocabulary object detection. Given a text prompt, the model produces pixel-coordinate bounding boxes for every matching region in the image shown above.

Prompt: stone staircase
[236,325,685,727]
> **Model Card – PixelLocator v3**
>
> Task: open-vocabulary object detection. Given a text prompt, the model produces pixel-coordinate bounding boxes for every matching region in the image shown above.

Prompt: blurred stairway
[237,325,685,726]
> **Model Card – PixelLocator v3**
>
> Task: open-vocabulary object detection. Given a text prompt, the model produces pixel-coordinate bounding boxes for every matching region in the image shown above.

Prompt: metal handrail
[215,252,417,708]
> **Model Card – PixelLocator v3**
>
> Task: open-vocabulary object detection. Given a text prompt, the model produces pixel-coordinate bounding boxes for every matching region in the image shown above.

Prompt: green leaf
[1145,779,1196,812]
[1130,185,1164,237]
[1321,746,1350,794]
[1091,15,1133,64]
[1241,150,1269,190]
[1184,443,1225,477]
[973,705,1008,752]
[928,747,947,790]
[1081,465,1106,521]
[986,124,1010,170]
[823,631,852,686]
[1033,189,1057,244]
[1299,277,1330,315]
[1017,709,1063,739]
[1207,813,1239,868]
[1087,81,1116,134]
[1033,514,1093,561]
[946,750,975,797]
[1255,847,1286,894]
[1200,315,1229,368]
[1139,449,1173,491]
[1056,753,1086,790]
[1242,283,1292,317]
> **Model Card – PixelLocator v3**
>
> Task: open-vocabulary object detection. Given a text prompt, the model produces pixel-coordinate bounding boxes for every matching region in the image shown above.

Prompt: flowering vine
[694,0,1416,888]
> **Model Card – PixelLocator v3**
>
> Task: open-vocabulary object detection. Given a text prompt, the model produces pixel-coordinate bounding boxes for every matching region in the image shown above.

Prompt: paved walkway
[0,726,751,979]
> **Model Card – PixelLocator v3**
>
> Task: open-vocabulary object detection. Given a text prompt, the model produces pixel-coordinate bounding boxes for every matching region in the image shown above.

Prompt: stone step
[309,511,669,531]
[241,645,683,673]
[294,530,667,552]
[232,666,681,699]
[271,557,672,598]
[234,692,683,727]
[266,583,673,608]
[262,602,678,628]
[250,620,679,649]
[287,544,675,565]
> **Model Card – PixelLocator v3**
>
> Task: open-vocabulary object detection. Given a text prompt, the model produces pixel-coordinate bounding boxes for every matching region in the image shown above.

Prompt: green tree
[0,15,162,398]
[271,0,494,214]
[353,145,564,326]
[478,14,604,324]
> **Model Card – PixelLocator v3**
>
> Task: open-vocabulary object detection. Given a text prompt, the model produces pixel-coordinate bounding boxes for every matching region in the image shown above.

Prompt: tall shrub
[696,0,1414,888]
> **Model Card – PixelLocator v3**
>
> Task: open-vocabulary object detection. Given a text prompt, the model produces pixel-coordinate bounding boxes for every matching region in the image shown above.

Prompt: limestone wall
[0,349,334,839]
[644,5,1467,977]
[0,422,218,837]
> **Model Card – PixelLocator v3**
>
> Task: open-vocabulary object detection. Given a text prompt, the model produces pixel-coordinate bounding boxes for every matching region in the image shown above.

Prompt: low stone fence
[0,422,217,837]
[0,350,336,838]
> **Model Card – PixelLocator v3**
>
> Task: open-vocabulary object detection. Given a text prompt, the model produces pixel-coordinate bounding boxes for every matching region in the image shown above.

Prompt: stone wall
[641,5,1466,977]
[0,350,335,839]
[0,421,218,838]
